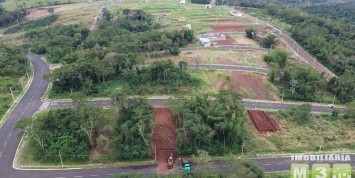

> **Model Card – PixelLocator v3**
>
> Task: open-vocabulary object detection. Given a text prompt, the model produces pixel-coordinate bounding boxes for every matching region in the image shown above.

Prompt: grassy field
[47,69,219,99]
[146,49,268,68]
[1,0,83,11]
[257,111,355,153]
[112,0,237,33]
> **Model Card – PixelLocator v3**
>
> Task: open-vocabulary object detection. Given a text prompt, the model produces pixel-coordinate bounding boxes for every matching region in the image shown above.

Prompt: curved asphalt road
[0,54,349,178]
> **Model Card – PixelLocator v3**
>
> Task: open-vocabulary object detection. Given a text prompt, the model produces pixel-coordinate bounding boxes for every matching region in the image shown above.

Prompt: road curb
[0,60,34,128]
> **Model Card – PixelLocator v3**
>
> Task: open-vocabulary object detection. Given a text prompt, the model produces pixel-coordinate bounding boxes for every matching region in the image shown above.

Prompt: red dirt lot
[216,37,235,45]
[152,108,178,174]
[205,19,247,23]
[220,72,271,100]
[248,110,280,132]
[211,25,266,33]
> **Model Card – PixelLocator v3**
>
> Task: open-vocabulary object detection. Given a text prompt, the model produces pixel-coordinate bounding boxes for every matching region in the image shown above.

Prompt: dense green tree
[171,92,248,155]
[114,97,153,160]
[262,34,277,49]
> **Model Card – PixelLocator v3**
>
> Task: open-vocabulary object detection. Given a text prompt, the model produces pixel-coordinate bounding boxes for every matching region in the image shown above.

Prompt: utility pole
[319,138,323,152]
[281,90,285,102]
[59,151,64,168]
[241,141,245,158]
[26,70,29,78]
[332,95,336,105]
[9,87,15,102]
[20,78,24,88]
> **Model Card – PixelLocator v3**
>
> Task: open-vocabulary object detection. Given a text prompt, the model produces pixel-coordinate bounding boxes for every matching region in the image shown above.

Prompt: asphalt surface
[47,99,346,114]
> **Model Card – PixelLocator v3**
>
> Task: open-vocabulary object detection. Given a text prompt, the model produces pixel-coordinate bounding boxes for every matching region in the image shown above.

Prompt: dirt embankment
[248,110,280,133]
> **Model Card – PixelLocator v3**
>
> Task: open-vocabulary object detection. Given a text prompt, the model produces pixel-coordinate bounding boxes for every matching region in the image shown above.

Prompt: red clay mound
[152,108,178,174]
[212,25,266,33]
[248,110,280,132]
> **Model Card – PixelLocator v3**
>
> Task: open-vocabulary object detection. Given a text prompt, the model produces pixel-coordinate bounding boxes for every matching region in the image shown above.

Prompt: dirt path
[152,108,178,174]
[247,110,280,132]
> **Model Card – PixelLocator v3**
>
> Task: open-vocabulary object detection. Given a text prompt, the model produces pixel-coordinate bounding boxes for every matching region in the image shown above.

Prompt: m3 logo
[291,164,352,178]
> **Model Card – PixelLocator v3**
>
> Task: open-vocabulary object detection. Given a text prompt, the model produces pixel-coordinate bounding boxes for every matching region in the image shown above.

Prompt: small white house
[205,4,212,9]
[199,38,212,47]
[179,0,185,5]
[183,24,192,29]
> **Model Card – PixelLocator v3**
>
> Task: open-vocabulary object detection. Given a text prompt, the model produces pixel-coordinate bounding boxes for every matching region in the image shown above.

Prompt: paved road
[255,154,355,172]
[47,98,346,114]
[243,13,337,79]
[182,45,270,52]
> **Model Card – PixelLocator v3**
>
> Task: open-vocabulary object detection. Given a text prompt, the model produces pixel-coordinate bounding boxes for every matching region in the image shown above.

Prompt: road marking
[74,176,83,178]
[90,175,99,177]
[0,151,2,157]
[106,174,114,176]
[3,141,7,147]
[263,163,270,165]
[8,131,11,137]
[55,177,66,178]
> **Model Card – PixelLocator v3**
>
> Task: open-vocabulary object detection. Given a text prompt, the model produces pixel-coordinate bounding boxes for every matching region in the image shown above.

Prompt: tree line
[25,9,194,96]
[0,5,26,27]
[0,44,29,118]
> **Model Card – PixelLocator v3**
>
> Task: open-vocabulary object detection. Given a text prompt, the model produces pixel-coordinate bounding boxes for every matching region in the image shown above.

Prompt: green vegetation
[245,28,255,39]
[262,34,277,49]
[113,0,234,33]
[1,0,81,11]
[302,3,355,25]
[4,14,59,34]
[113,97,153,160]
[0,5,26,27]
[191,0,210,4]
[0,44,29,120]
[245,4,355,103]
[265,107,355,152]
[25,9,194,97]
[265,50,329,102]
[169,92,248,156]
[26,103,106,162]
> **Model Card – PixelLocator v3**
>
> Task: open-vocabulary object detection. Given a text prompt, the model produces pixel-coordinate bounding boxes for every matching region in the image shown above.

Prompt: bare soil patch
[145,50,267,68]
[248,110,280,133]
[220,72,271,100]
[27,7,62,20]
[211,25,266,33]
[205,18,247,23]
[152,108,178,174]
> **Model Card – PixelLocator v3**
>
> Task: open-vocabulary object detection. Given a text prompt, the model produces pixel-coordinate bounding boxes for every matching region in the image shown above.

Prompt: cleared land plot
[228,34,261,47]
[112,0,261,33]
[211,25,266,33]
[248,110,280,132]
[1,0,82,10]
[219,71,278,100]
[53,3,101,28]
[152,108,178,174]
[264,112,355,153]
[145,49,268,68]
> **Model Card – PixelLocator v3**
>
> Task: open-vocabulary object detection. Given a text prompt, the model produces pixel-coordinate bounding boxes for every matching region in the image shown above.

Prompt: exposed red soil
[211,25,266,33]
[219,72,271,100]
[247,110,280,132]
[27,7,61,19]
[205,18,247,23]
[215,38,235,45]
[152,108,179,174]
